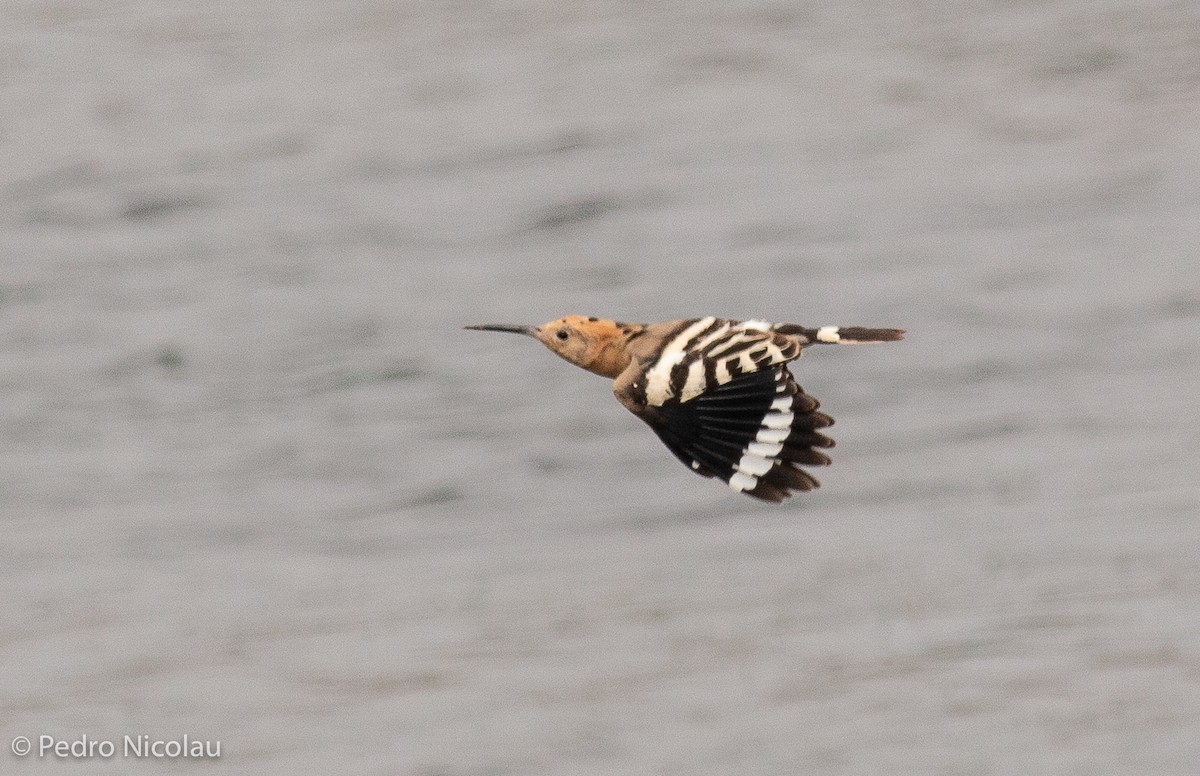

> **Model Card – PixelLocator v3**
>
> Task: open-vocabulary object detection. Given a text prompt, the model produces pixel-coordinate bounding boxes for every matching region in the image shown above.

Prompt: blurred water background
[3,2,1200,774]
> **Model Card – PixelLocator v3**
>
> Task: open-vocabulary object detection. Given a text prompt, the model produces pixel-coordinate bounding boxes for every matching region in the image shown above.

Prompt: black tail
[773,324,905,345]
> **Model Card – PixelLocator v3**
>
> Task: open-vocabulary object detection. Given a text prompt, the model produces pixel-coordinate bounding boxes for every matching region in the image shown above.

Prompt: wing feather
[611,318,848,501]
[619,363,835,502]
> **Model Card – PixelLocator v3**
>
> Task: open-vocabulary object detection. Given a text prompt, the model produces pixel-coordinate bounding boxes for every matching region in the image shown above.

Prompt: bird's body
[466,315,904,502]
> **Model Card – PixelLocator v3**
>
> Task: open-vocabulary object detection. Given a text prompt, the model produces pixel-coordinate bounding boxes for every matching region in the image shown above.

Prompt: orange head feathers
[464,315,638,378]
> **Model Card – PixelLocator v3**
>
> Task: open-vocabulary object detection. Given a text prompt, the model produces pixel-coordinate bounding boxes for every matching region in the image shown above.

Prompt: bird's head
[465,315,632,378]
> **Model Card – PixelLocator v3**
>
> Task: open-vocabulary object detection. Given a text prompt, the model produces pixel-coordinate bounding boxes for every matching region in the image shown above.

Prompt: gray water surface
[3,2,1200,774]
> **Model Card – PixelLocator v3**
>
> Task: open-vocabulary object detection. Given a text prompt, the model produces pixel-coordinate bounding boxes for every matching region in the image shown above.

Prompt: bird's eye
[555,330,569,341]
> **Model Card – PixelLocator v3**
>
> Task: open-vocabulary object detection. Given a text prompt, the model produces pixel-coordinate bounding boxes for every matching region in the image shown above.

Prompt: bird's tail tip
[833,326,906,343]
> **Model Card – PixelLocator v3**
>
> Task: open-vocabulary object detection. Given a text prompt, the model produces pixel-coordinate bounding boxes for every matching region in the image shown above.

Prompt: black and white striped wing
[612,317,840,501]
[638,317,803,406]
[631,363,834,501]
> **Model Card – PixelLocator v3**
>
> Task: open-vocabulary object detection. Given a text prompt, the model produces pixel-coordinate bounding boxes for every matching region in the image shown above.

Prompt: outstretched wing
[616,353,835,502]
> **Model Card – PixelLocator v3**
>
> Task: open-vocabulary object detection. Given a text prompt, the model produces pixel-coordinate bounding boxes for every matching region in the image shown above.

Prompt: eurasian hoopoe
[465,316,904,502]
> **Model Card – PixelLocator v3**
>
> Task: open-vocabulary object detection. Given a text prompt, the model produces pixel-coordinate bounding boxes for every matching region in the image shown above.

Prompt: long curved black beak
[464,324,537,337]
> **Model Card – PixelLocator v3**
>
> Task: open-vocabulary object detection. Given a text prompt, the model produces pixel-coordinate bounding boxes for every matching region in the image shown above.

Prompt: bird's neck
[578,338,627,378]
[580,323,643,378]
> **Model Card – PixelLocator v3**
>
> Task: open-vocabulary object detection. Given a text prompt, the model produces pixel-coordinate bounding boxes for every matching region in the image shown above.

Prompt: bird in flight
[465,316,903,502]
